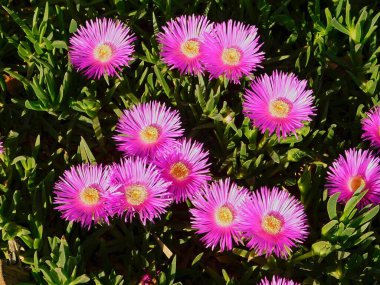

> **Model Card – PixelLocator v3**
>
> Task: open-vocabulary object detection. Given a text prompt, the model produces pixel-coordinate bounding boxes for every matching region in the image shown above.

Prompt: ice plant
[113,101,184,159]
[201,19,264,83]
[243,71,316,139]
[157,14,213,75]
[69,18,135,79]
[190,179,249,251]
[362,107,380,150]
[154,138,211,202]
[258,276,300,285]
[109,157,172,224]
[53,164,115,228]
[239,186,308,258]
[326,148,380,207]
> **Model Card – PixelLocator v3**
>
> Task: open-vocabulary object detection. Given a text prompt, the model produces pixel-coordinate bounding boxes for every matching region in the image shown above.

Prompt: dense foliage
[0,0,380,284]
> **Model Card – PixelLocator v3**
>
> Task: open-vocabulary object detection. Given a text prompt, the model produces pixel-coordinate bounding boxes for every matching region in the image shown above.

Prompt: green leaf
[352,231,374,246]
[222,269,230,282]
[298,169,312,198]
[168,255,176,285]
[2,6,36,43]
[331,18,350,35]
[2,222,31,240]
[321,220,338,236]
[31,78,49,105]
[327,192,340,220]
[69,275,90,285]
[269,150,280,164]
[191,252,204,266]
[335,0,344,17]
[350,205,379,228]
[158,272,166,285]
[287,148,308,162]
[57,240,67,268]
[153,66,171,98]
[52,41,68,50]
[69,19,78,33]
[79,137,96,164]
[340,190,367,222]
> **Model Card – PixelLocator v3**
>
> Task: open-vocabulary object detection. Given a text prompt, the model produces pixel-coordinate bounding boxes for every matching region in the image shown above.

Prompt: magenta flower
[53,164,115,229]
[158,14,213,75]
[362,107,380,150]
[201,19,264,83]
[113,101,184,159]
[0,140,4,154]
[326,148,380,207]
[69,18,135,79]
[154,138,211,203]
[258,276,300,285]
[109,157,172,224]
[138,271,160,285]
[190,179,249,251]
[243,71,316,139]
[239,186,308,258]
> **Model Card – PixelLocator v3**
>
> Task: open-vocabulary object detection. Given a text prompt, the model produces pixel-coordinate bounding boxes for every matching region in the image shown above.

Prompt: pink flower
[109,157,172,224]
[153,138,211,203]
[113,101,184,160]
[69,18,135,79]
[239,186,308,258]
[243,71,316,139]
[362,107,380,150]
[158,14,213,75]
[201,20,264,83]
[138,271,160,285]
[0,140,4,154]
[190,179,249,251]
[258,276,300,285]
[326,148,380,207]
[53,164,115,229]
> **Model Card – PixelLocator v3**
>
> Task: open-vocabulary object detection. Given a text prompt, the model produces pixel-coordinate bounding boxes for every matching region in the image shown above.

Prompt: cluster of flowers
[54,101,308,260]
[47,14,380,285]
[54,101,209,227]
[157,15,264,83]
[69,15,264,84]
[69,16,316,139]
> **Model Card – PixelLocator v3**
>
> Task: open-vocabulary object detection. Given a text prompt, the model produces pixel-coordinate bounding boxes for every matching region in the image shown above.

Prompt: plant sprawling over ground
[0,0,380,284]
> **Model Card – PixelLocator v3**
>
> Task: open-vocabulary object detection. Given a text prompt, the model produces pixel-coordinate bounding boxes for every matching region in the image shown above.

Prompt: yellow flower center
[93,43,113,63]
[181,40,200,58]
[169,162,190,181]
[125,185,148,206]
[349,175,366,192]
[262,214,283,235]
[80,187,100,206]
[139,126,160,144]
[215,206,234,227]
[221,48,242,66]
[269,99,291,118]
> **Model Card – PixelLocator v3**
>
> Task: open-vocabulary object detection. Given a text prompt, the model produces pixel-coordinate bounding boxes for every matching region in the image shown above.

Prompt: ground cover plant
[0,0,380,284]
